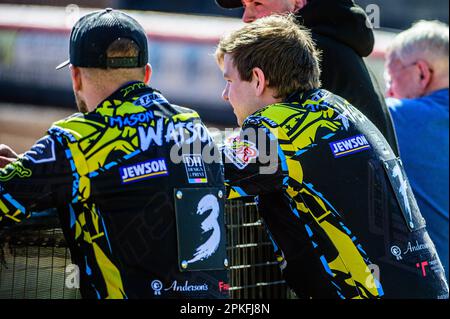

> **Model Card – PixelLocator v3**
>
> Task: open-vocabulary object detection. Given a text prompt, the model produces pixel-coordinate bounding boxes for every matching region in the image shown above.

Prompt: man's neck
[87,81,145,112]
[424,77,449,97]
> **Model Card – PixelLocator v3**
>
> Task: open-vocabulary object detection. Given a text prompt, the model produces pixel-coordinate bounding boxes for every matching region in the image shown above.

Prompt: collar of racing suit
[104,81,160,102]
[92,81,182,120]
[242,88,322,124]
[284,88,322,105]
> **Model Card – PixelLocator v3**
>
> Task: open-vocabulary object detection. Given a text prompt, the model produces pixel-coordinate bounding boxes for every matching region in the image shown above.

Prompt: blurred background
[0,0,448,153]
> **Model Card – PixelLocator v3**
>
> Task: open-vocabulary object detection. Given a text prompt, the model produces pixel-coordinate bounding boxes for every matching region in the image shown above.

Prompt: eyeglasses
[384,62,418,86]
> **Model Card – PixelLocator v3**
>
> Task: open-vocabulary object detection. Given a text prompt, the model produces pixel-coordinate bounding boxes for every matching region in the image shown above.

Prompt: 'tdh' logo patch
[120,158,168,184]
[183,154,208,184]
[329,134,371,158]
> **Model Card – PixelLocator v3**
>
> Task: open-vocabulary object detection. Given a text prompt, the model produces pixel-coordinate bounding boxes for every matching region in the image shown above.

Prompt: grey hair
[387,20,449,67]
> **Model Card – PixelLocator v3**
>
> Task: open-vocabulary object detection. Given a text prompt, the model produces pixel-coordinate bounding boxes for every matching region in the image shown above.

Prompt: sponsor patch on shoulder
[120,158,168,184]
[329,134,371,158]
[260,116,279,128]
[223,136,259,170]
[244,115,278,128]
[183,154,208,184]
[24,136,56,164]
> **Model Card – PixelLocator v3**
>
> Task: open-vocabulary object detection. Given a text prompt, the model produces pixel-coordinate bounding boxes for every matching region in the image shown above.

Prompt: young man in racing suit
[215,0,400,156]
[215,14,449,299]
[0,9,229,299]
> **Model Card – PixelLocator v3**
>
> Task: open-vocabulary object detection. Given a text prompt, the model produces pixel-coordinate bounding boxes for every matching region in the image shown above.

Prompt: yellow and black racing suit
[222,89,449,299]
[0,82,229,299]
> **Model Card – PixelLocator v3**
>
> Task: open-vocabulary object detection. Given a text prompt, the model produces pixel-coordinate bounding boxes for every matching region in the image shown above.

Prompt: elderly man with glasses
[385,20,449,281]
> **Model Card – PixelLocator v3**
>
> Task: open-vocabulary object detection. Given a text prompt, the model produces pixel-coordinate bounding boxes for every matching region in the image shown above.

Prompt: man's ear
[252,67,267,97]
[416,60,432,90]
[70,65,82,92]
[294,0,308,11]
[144,63,152,85]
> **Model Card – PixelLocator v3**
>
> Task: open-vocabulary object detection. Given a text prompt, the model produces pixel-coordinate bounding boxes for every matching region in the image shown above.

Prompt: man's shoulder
[171,104,197,114]
[245,90,347,128]
[387,97,428,113]
[243,111,285,129]
[48,112,102,143]
[291,89,350,113]
[53,112,92,124]
[170,104,202,120]
[388,93,449,124]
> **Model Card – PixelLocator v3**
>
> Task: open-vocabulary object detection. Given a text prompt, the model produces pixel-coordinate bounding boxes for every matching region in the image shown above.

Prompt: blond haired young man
[216,0,400,156]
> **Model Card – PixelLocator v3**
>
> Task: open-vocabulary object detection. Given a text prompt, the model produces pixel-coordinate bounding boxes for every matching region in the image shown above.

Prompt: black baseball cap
[56,8,148,70]
[215,0,243,9]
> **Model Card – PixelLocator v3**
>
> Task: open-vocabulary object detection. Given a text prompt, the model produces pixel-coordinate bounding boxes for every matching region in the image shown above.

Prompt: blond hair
[215,14,321,99]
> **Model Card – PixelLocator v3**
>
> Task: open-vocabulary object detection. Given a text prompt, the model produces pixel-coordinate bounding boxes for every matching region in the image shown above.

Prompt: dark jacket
[298,0,399,155]
[224,89,449,299]
[0,82,229,299]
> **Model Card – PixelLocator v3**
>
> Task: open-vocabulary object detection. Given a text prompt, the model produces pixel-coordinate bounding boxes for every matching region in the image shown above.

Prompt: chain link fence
[0,200,295,299]
[0,214,81,299]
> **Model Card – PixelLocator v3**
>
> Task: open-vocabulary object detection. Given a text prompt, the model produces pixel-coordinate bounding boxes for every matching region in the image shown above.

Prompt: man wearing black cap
[0,9,230,299]
[215,0,400,156]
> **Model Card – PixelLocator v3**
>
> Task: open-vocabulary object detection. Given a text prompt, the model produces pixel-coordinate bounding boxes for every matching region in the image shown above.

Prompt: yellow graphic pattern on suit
[51,95,202,299]
[53,100,141,299]
[235,94,381,299]
[0,201,23,223]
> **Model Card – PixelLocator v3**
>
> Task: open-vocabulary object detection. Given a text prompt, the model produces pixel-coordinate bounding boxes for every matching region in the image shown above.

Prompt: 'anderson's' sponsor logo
[120,159,168,184]
[329,134,371,158]
[151,280,209,296]
[391,240,433,261]
[165,280,209,293]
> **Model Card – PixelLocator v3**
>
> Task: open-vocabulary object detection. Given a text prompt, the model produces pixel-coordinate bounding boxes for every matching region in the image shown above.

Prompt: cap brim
[216,0,243,9]
[55,60,70,70]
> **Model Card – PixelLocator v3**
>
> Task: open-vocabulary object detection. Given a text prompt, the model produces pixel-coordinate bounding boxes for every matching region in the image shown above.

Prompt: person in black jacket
[0,9,230,299]
[215,0,399,155]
